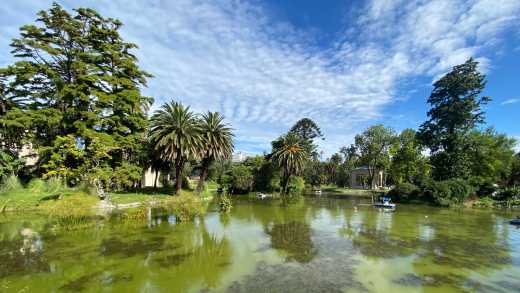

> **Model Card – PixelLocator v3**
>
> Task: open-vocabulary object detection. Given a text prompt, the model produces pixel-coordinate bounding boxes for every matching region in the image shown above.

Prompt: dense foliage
[389,129,430,185]
[1,3,518,210]
[417,58,490,180]
[353,125,396,188]
[0,4,151,188]
[271,132,309,194]
[196,112,234,192]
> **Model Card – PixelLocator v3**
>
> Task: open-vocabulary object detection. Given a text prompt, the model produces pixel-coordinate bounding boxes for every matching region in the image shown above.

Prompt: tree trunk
[196,159,211,193]
[282,175,290,195]
[174,156,184,195]
[154,170,158,189]
[175,164,183,195]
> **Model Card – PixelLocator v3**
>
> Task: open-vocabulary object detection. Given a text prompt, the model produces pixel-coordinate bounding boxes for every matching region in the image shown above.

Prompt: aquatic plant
[472,197,495,208]
[217,194,232,213]
[39,194,99,230]
[119,203,152,220]
[164,193,205,222]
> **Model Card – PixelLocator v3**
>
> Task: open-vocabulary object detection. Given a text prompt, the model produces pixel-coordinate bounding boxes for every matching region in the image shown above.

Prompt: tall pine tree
[418,58,490,180]
[0,3,152,186]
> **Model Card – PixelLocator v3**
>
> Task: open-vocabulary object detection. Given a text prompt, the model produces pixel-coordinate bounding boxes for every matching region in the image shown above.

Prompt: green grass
[0,176,92,211]
[110,193,170,205]
[320,185,386,197]
[109,186,214,205]
[204,180,219,190]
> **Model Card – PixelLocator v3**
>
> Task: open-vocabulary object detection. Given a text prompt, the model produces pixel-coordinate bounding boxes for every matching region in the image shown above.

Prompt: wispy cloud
[1,0,519,155]
[501,98,519,105]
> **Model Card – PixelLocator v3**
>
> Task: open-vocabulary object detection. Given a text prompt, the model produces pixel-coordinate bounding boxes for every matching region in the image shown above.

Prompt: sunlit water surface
[1,194,519,292]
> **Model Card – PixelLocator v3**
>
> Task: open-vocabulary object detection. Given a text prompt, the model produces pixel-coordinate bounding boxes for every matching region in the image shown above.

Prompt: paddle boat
[510,217,520,226]
[373,197,396,211]
[256,192,271,199]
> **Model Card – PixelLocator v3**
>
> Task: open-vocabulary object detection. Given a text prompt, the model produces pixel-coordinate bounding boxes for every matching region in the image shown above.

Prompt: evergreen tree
[0,4,152,186]
[418,58,490,180]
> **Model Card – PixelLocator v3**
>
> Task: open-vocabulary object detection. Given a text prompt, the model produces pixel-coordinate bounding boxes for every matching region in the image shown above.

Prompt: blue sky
[1,0,519,156]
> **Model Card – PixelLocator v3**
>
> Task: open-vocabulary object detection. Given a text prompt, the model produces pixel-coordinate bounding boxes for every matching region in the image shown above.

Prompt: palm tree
[271,132,309,194]
[196,112,234,193]
[149,101,202,195]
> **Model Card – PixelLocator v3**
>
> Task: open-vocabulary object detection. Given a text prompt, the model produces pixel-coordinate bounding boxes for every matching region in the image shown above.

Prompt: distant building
[232,151,248,163]
[350,167,385,189]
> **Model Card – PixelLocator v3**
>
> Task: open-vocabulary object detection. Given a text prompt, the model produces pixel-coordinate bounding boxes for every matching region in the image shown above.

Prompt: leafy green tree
[196,112,234,193]
[354,125,396,189]
[389,129,430,184]
[326,153,343,184]
[467,128,516,189]
[150,101,202,195]
[418,58,490,180]
[335,145,359,187]
[222,164,254,194]
[0,149,24,180]
[303,159,327,188]
[0,3,152,186]
[510,153,520,186]
[271,132,309,194]
[241,155,280,192]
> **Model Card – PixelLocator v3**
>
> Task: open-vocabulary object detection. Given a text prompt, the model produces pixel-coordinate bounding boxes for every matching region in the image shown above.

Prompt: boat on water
[373,197,396,211]
[256,192,271,199]
[510,218,520,225]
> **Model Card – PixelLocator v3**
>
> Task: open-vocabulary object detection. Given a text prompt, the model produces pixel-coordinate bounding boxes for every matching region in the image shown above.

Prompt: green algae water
[1,194,519,292]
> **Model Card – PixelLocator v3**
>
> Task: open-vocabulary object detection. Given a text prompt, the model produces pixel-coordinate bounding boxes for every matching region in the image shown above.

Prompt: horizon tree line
[1,3,518,201]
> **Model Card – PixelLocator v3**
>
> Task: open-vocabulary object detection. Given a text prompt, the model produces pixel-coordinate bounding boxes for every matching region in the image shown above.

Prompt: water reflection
[339,204,517,291]
[0,196,519,292]
[266,221,317,263]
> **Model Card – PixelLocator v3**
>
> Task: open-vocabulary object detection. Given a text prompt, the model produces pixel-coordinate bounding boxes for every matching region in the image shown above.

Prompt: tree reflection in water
[339,207,515,291]
[266,221,317,263]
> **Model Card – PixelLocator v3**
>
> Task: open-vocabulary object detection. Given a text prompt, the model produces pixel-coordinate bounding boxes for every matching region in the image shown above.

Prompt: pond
[1,194,519,292]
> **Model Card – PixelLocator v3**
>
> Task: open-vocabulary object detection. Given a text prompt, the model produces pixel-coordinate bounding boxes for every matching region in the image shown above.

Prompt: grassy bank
[320,185,386,197]
[0,177,215,228]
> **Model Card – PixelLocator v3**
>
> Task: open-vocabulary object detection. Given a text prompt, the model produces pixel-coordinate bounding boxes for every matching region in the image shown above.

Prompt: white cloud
[501,99,519,105]
[1,0,519,155]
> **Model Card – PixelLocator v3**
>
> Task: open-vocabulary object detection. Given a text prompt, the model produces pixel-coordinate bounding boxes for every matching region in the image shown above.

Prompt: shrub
[111,163,142,191]
[473,180,499,198]
[387,182,420,202]
[223,165,254,194]
[496,187,520,200]
[39,193,99,229]
[26,177,68,195]
[76,181,98,196]
[287,176,305,195]
[0,149,24,181]
[423,179,473,206]
[166,193,205,222]
[0,175,23,193]
[472,197,495,208]
[217,194,233,213]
